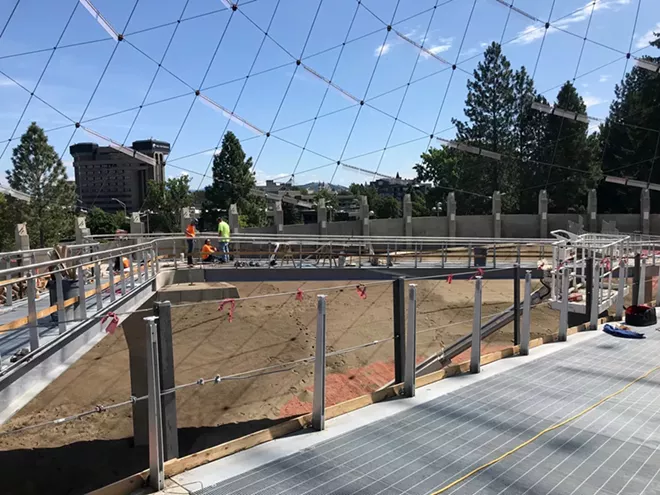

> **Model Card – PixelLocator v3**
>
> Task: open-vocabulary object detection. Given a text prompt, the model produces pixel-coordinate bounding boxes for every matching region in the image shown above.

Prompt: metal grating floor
[192,326,660,495]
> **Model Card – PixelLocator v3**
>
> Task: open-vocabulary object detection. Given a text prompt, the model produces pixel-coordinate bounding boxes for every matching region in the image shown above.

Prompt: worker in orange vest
[185,219,197,266]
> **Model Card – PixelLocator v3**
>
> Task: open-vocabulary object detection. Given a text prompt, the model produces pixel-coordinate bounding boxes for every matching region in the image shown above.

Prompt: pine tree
[453,42,517,212]
[598,32,660,213]
[202,131,266,227]
[538,82,595,212]
[6,122,76,247]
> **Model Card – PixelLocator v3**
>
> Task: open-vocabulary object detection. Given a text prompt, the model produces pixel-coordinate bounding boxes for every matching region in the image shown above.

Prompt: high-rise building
[70,139,170,214]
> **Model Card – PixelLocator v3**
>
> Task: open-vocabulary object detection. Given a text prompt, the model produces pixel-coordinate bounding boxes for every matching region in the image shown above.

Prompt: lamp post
[112,198,127,219]
[432,202,443,217]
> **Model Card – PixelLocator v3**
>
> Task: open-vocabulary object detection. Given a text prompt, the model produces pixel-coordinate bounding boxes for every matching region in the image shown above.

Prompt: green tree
[0,194,21,251]
[86,207,118,235]
[6,122,76,247]
[282,201,303,224]
[203,131,266,227]
[598,32,660,212]
[145,175,193,232]
[373,196,401,219]
[540,82,597,212]
[453,42,517,212]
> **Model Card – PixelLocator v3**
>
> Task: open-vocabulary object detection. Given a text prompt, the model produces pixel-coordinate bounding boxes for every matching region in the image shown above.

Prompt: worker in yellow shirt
[217,217,231,263]
[185,219,197,266]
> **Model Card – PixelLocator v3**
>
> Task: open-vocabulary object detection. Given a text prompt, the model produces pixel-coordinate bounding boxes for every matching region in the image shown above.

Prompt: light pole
[112,198,127,219]
[432,202,443,217]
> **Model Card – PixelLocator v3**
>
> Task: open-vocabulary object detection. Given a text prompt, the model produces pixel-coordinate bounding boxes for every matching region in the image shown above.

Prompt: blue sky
[1,0,659,192]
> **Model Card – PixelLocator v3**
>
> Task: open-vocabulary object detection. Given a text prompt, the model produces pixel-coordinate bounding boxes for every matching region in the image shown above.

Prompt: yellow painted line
[431,364,660,494]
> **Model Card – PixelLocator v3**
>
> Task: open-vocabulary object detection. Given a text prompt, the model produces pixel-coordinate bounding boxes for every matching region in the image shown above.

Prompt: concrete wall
[547,214,584,233]
[283,223,318,235]
[242,226,276,235]
[651,215,660,234]
[501,215,539,238]
[599,214,640,233]
[456,215,492,238]
[370,218,402,237]
[412,217,447,237]
[327,220,362,236]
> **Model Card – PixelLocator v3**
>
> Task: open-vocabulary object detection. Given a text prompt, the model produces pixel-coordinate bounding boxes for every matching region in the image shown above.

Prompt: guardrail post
[312,295,327,431]
[95,261,103,311]
[144,315,164,491]
[77,265,87,321]
[27,277,38,350]
[151,248,157,277]
[153,301,179,460]
[638,256,646,305]
[632,253,641,307]
[393,278,406,384]
[470,276,482,374]
[513,263,520,346]
[617,260,626,318]
[119,256,126,295]
[143,250,149,280]
[521,270,531,356]
[108,261,116,303]
[559,268,569,341]
[55,271,66,334]
[154,245,160,273]
[590,260,599,330]
[404,284,417,398]
[585,257,593,322]
[128,257,136,289]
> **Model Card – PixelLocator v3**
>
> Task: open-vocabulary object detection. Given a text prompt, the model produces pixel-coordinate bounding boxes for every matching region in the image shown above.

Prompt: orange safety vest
[201,244,215,260]
[185,224,196,238]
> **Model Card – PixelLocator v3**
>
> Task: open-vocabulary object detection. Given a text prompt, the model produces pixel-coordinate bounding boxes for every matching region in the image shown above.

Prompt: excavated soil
[0,279,560,494]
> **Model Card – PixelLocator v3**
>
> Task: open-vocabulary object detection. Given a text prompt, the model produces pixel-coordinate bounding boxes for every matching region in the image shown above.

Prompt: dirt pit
[0,279,560,494]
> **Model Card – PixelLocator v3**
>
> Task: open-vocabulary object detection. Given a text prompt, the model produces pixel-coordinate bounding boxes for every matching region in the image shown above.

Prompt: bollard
[618,260,626,318]
[404,284,417,398]
[521,271,532,356]
[95,262,103,311]
[129,257,136,290]
[312,295,327,431]
[638,257,646,305]
[470,276,482,374]
[55,271,67,334]
[27,277,38,350]
[559,268,569,341]
[77,265,87,321]
[590,261,599,330]
[144,316,164,491]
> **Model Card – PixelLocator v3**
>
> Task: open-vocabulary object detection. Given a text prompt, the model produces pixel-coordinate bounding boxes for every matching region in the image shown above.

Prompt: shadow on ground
[0,417,293,495]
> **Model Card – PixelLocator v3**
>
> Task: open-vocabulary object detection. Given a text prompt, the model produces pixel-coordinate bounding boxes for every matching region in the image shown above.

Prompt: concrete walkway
[171,317,660,495]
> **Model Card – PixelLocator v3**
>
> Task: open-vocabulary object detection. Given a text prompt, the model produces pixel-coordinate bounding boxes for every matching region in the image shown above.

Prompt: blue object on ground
[603,324,646,339]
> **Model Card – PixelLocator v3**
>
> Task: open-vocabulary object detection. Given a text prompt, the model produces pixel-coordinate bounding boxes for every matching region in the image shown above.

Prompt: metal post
[128,257,136,290]
[386,243,391,268]
[493,244,497,268]
[55,271,66,334]
[144,250,150,280]
[632,253,641,308]
[95,262,103,311]
[414,243,418,269]
[27,277,38,350]
[173,240,177,270]
[559,268,569,341]
[77,265,87,321]
[470,276,482,374]
[513,263,521,346]
[521,271,531,356]
[145,316,165,491]
[590,260,599,330]
[155,244,160,273]
[585,258,593,322]
[467,243,472,268]
[119,256,126,295]
[393,278,406,384]
[638,256,646,305]
[108,261,116,303]
[516,244,521,265]
[618,260,626,318]
[299,243,303,269]
[312,295,327,431]
[404,284,417,398]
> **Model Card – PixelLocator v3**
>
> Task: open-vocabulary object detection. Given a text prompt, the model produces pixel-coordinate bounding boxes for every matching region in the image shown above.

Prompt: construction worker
[201,239,221,263]
[217,216,231,263]
[185,219,197,266]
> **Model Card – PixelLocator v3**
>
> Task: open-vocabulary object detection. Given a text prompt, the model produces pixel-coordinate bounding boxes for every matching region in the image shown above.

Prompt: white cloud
[513,0,632,45]
[583,94,605,108]
[480,42,490,48]
[599,74,611,83]
[374,43,391,57]
[460,47,481,57]
[582,83,589,88]
[0,79,18,87]
[635,22,660,49]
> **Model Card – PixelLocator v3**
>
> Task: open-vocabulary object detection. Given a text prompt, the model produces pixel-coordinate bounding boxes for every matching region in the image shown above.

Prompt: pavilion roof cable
[0,0,22,40]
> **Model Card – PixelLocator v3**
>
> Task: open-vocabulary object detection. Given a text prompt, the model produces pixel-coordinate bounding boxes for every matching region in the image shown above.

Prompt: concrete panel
[651,214,660,235]
[369,218,402,237]
[412,217,447,237]
[501,215,538,238]
[456,215,492,237]
[547,213,583,233]
[241,226,276,235]
[599,214,640,234]
[327,220,361,236]
[283,223,317,235]
[157,282,239,304]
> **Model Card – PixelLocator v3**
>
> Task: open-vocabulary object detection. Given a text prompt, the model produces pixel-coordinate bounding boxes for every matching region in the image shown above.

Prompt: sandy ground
[0,279,560,494]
